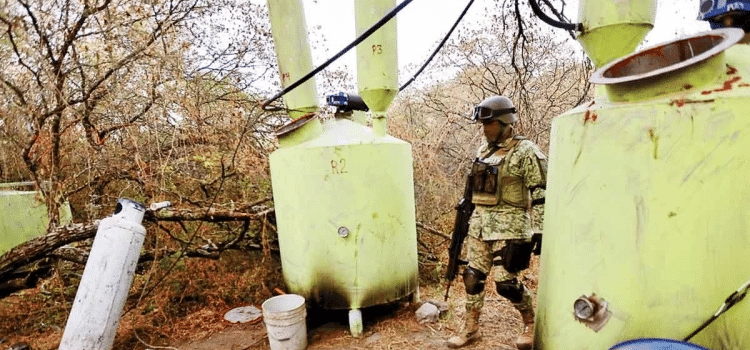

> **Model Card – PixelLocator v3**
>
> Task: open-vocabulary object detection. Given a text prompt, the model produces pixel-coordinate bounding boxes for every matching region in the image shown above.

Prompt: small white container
[262,294,307,350]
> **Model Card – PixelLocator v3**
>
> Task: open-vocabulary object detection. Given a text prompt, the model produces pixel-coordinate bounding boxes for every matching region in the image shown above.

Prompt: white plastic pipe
[59,198,147,350]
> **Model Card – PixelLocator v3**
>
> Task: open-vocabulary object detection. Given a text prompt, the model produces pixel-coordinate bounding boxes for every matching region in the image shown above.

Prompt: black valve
[326,92,369,113]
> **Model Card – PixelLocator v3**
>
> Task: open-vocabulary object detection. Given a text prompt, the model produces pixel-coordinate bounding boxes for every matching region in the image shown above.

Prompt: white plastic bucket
[262,294,307,350]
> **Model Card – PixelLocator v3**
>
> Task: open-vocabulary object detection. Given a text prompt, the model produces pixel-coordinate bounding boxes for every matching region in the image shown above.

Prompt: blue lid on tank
[610,338,710,350]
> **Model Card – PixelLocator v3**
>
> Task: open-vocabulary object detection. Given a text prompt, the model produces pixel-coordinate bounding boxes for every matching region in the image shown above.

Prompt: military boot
[514,308,534,350]
[447,308,481,348]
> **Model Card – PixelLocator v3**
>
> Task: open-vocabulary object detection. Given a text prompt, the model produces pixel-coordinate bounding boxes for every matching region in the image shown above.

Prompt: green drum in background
[1,185,72,254]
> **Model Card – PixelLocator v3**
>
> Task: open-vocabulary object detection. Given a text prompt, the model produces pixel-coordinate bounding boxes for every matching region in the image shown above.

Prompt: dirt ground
[176,258,539,350]
[176,294,525,350]
[0,257,539,350]
[175,287,530,350]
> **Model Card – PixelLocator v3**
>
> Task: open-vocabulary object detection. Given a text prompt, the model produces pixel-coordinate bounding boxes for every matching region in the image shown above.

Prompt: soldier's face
[482,119,507,143]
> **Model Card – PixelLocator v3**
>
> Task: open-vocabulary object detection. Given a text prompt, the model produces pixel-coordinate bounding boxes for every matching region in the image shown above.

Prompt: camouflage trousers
[465,235,533,313]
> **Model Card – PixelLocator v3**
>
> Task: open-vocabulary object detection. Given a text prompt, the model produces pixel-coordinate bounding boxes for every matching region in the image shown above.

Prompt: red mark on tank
[739,83,750,88]
[584,110,598,123]
[718,76,741,91]
[726,65,738,75]
[701,76,742,95]
[670,99,686,107]
[670,98,716,106]
[683,84,693,90]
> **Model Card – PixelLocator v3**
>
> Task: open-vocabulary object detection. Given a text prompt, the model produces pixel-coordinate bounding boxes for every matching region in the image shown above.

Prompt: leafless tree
[390,0,592,231]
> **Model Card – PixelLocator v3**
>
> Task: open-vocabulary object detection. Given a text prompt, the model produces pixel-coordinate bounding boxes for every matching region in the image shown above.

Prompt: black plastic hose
[262,0,414,111]
[527,0,582,32]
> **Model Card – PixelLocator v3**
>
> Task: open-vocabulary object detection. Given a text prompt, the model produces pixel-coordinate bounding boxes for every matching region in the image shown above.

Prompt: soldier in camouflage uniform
[447,96,547,349]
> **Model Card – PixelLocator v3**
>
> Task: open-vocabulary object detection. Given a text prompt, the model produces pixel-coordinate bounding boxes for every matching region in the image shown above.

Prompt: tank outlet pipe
[266,0,323,147]
[356,0,399,137]
[59,198,147,350]
[576,0,656,67]
[266,0,319,119]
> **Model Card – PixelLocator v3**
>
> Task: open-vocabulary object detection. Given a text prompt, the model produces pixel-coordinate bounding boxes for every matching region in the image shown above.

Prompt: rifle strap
[480,144,500,161]
[482,136,524,161]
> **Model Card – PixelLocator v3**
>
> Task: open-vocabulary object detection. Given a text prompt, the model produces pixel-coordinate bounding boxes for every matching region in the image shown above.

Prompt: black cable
[399,0,475,91]
[262,0,414,111]
[683,280,750,342]
[527,0,582,32]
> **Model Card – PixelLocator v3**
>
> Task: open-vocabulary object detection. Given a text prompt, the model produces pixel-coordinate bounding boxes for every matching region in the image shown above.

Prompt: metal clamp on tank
[573,294,613,332]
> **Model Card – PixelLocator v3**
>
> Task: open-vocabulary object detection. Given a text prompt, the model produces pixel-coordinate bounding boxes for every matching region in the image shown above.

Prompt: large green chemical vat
[265,0,417,337]
[269,118,418,329]
[535,28,750,349]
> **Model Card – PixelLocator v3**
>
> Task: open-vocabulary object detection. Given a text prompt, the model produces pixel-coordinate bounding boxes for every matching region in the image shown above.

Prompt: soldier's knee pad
[495,278,524,303]
[462,266,487,295]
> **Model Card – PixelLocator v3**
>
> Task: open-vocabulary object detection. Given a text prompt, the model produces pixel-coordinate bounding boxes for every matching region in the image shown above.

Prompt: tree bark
[148,207,273,222]
[0,222,99,282]
[0,206,276,292]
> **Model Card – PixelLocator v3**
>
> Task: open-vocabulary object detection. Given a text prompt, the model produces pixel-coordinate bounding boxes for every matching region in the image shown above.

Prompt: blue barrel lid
[610,338,710,350]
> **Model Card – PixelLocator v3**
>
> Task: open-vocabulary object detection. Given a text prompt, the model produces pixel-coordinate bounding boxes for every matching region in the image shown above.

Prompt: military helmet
[698,0,750,29]
[472,95,518,124]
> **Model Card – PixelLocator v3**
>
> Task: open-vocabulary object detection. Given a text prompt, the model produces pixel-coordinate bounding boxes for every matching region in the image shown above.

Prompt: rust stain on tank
[669,99,715,107]
[648,128,659,160]
[670,99,686,107]
[701,76,742,95]
[683,84,693,90]
[726,65,738,75]
[584,110,598,124]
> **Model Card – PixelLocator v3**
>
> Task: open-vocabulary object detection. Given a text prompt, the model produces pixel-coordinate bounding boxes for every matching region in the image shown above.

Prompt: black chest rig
[470,136,530,209]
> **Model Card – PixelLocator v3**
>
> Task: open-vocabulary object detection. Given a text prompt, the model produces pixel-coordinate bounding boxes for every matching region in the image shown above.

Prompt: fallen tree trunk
[0,204,448,298]
[148,206,274,222]
[0,205,276,295]
[0,222,99,282]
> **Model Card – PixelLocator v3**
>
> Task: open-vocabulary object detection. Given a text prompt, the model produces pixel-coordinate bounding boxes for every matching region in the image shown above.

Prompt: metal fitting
[573,294,612,332]
[338,226,350,238]
[149,201,171,211]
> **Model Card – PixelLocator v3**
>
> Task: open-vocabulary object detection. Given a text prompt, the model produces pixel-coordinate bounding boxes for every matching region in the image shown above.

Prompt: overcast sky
[297,0,711,75]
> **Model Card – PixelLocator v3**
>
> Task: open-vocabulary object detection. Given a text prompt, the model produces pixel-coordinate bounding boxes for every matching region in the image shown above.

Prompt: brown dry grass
[0,249,540,350]
[0,249,285,350]
[179,255,541,350]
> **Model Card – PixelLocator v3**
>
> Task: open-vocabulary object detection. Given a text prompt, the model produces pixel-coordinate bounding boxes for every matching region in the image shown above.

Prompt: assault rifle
[443,173,475,301]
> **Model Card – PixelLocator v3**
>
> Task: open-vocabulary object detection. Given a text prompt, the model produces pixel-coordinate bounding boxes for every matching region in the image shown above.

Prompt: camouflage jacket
[468,136,547,241]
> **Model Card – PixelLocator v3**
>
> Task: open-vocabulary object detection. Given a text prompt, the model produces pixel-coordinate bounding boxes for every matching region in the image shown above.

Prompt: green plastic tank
[266,0,418,337]
[535,27,750,349]
[1,184,72,254]
[269,117,418,335]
